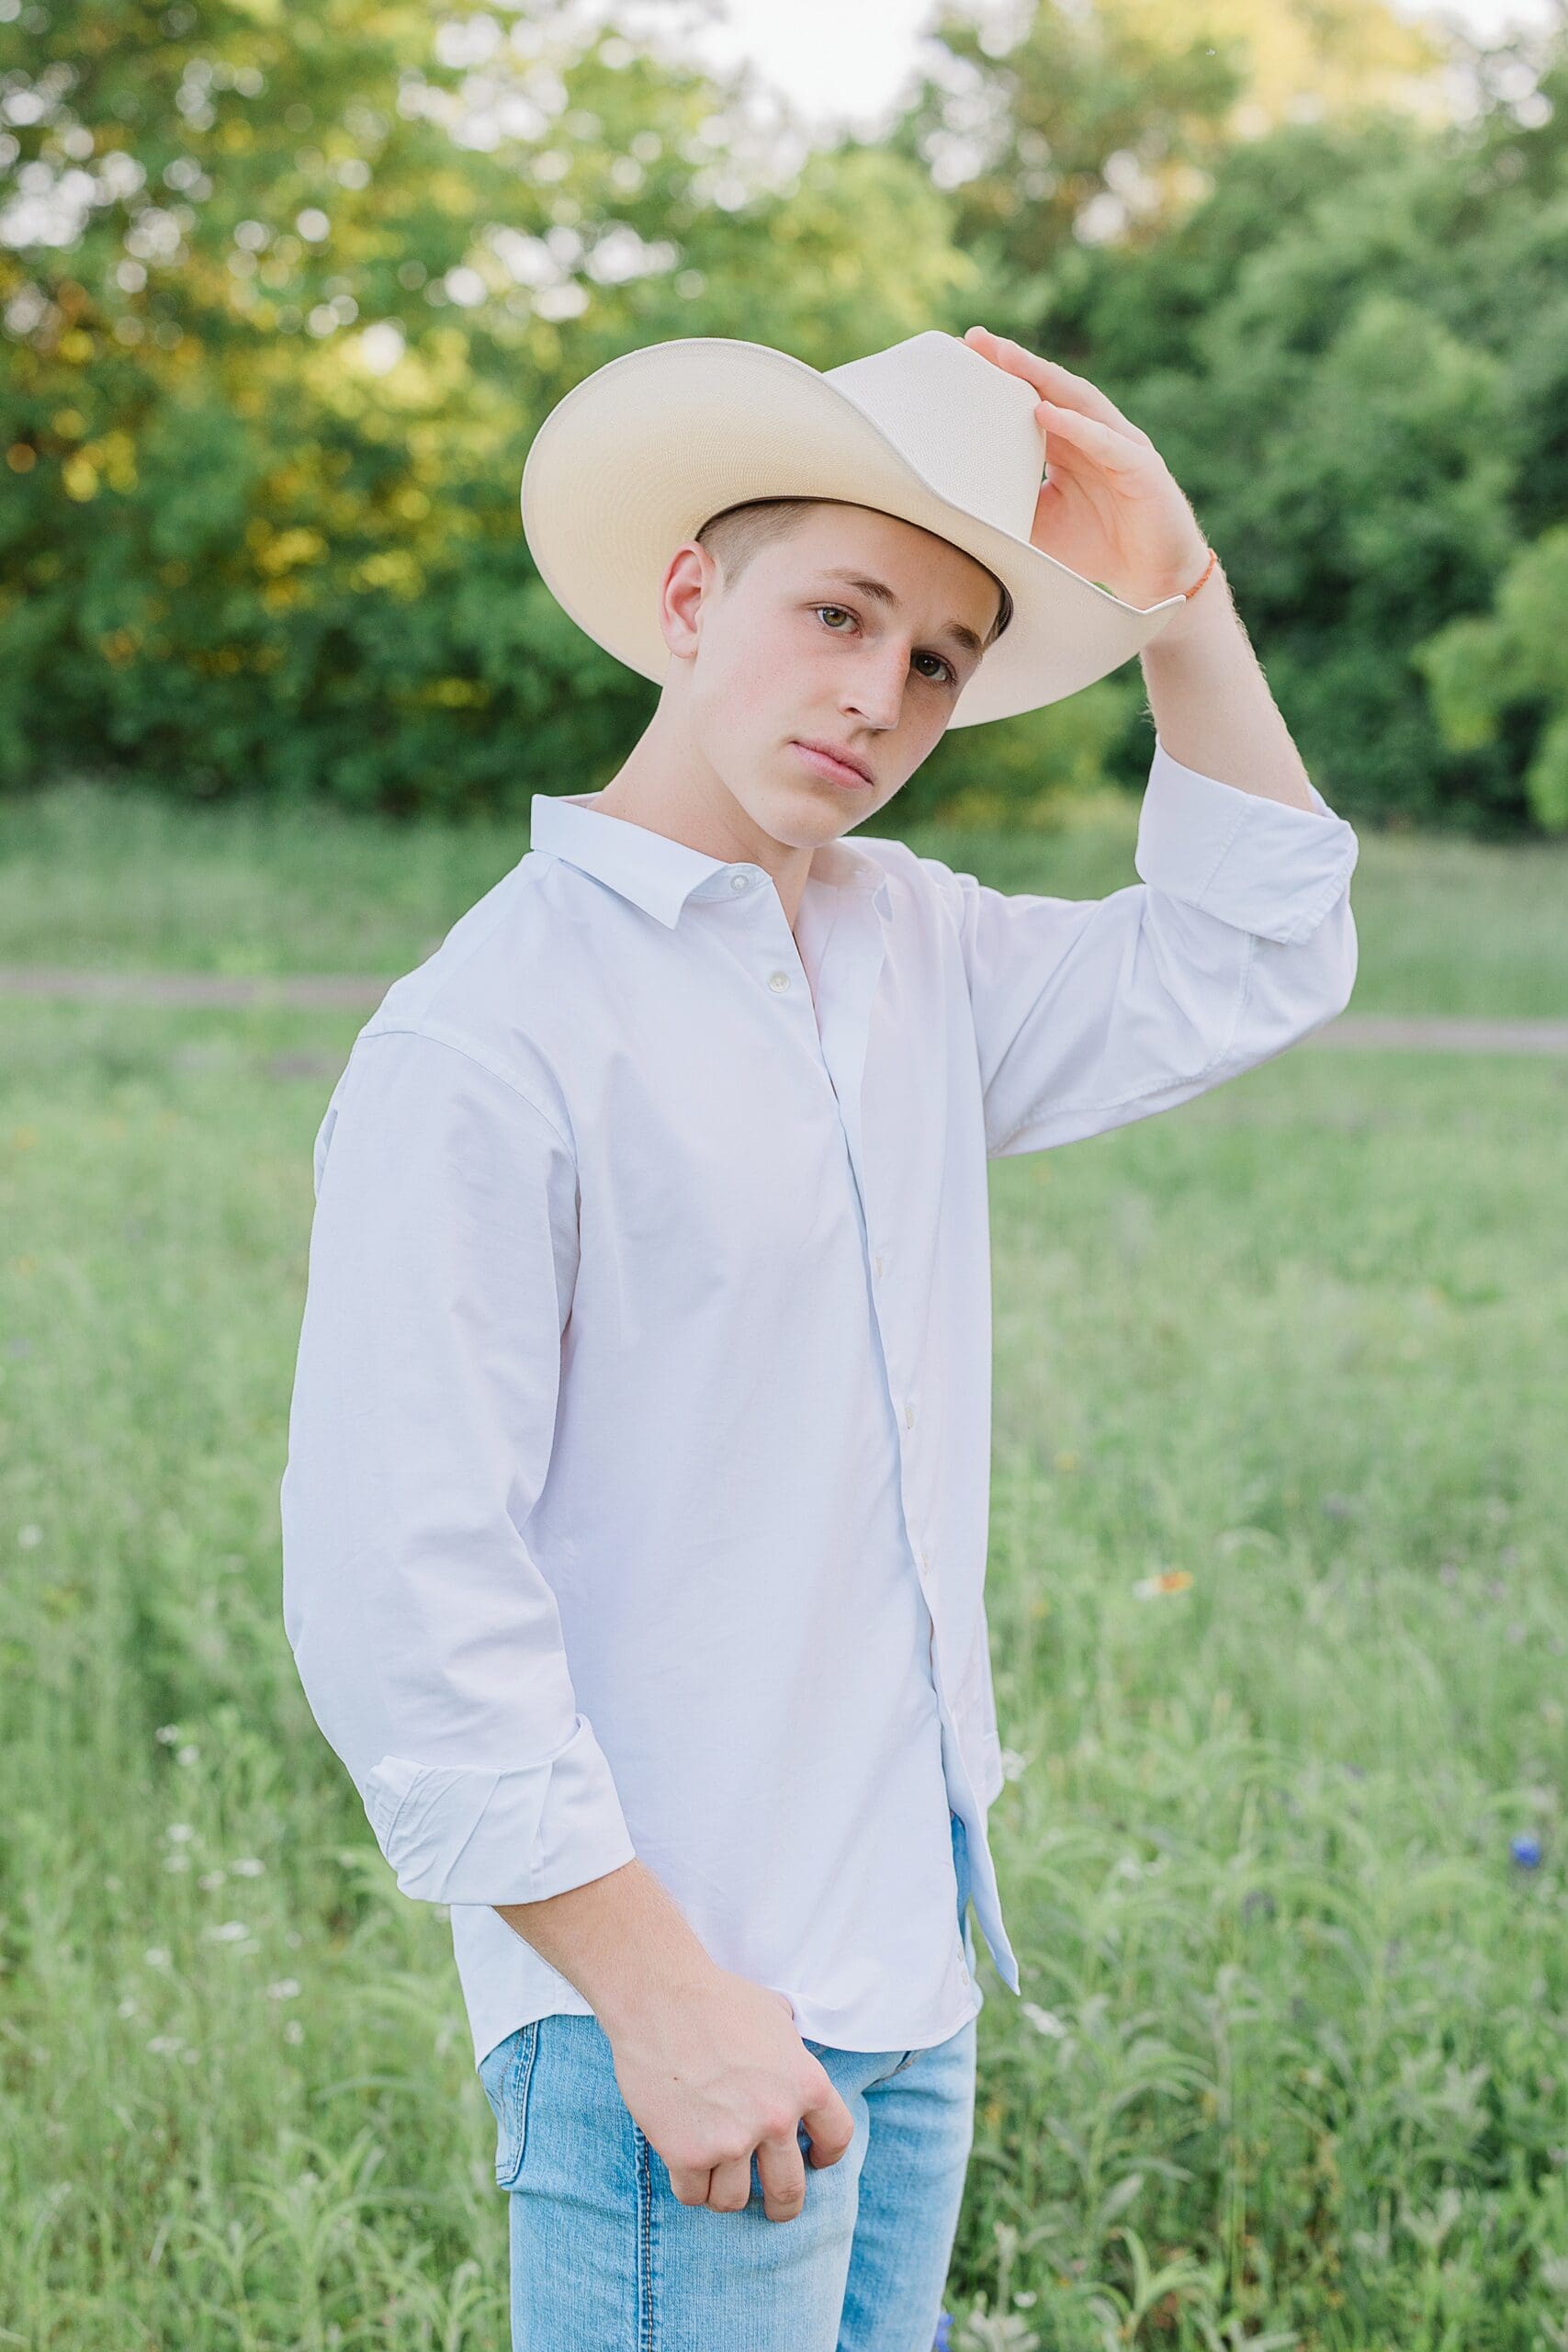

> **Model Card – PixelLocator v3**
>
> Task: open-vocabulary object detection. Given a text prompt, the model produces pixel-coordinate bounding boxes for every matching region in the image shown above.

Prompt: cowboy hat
[519,328,1189,728]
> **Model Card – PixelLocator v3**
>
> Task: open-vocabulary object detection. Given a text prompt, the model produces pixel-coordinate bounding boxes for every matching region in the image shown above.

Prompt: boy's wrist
[1142,549,1232,657]
[494,1857,723,2038]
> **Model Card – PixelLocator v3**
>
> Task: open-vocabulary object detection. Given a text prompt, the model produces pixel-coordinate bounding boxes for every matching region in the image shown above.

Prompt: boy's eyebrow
[811,568,987,660]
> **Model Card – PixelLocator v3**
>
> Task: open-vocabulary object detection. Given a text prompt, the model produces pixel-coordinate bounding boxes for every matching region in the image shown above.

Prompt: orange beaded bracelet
[1181,547,1219,599]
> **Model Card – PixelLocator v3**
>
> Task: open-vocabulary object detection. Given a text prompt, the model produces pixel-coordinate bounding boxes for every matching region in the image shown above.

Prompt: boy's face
[662,503,1004,853]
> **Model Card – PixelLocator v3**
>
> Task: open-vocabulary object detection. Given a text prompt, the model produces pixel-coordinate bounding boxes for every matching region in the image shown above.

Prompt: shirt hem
[468,1980,986,2072]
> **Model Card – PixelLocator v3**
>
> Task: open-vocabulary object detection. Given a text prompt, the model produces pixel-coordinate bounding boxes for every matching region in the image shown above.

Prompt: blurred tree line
[2,0,1565,833]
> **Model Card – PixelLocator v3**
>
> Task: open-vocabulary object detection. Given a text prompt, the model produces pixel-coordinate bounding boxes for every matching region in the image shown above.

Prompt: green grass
[2,774,1566,1014]
[2,800,1566,2346]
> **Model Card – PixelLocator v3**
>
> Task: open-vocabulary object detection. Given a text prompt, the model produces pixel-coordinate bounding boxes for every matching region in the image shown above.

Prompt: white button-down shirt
[280,737,1359,2069]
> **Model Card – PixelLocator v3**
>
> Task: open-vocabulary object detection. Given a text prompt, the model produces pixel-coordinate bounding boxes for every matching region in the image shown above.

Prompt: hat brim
[520,336,1187,728]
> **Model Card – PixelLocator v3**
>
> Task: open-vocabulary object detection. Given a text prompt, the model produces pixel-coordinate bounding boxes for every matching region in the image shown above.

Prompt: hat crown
[823,330,1043,542]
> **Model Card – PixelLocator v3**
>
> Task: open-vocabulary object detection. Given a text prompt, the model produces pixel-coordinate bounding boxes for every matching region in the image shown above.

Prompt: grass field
[3,772,1568,1015]
[2,779,1566,2348]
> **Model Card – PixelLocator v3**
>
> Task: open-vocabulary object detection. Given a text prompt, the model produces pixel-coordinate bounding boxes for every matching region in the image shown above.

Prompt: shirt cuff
[361,1713,637,1907]
[1134,733,1359,948]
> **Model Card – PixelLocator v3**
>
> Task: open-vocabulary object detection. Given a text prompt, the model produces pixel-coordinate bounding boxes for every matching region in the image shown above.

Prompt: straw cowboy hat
[518,327,1190,729]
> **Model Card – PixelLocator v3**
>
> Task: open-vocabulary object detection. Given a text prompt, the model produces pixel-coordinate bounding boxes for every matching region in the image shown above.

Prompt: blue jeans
[478,1810,980,2351]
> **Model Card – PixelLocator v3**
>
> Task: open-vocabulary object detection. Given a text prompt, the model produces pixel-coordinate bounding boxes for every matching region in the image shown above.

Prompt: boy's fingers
[965,325,1151,446]
[1034,399,1145,473]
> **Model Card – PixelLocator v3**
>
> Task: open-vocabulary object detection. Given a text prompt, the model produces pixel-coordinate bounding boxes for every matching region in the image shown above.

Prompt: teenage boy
[280,323,1359,2351]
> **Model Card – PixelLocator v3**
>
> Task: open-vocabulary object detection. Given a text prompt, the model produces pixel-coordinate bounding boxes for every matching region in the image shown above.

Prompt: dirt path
[2,966,1565,1052]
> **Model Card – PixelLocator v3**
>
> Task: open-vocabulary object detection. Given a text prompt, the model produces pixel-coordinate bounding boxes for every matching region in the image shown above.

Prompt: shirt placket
[738,868,977,1991]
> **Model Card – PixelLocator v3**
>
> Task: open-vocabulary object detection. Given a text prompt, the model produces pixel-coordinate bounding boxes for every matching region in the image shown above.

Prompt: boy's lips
[789,739,876,789]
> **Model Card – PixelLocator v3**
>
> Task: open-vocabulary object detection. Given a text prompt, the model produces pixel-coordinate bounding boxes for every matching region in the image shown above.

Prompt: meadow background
[3,2,1568,2346]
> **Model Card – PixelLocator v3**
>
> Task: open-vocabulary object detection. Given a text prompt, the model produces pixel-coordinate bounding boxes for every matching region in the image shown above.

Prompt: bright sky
[670,0,1561,135]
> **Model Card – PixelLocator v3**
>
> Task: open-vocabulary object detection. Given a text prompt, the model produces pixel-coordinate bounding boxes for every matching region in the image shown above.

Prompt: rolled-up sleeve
[279,1023,637,1908]
[942,732,1359,1158]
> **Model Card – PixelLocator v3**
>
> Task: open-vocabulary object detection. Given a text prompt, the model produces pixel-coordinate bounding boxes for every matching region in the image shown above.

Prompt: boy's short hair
[695,497,1013,648]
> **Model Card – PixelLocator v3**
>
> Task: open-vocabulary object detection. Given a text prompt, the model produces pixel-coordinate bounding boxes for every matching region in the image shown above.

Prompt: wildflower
[1021,2001,1068,2039]
[998,1748,1029,1782]
[117,1997,138,2019]
[198,1870,226,1891]
[203,1919,251,1943]
[163,1852,190,1873]
[155,1724,180,1745]
[1132,1567,1192,1600]
[265,1978,301,2001]
[176,1744,200,1767]
[146,2034,183,2056]
[1511,1834,1543,1870]
[144,1947,171,1968]
[230,1857,265,1877]
[17,1524,41,1549]
[164,1824,195,1845]
[284,2020,305,2045]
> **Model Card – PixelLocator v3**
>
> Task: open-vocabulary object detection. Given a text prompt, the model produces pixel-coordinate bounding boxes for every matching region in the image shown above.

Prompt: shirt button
[959,1962,970,1984]
[768,970,792,992]
[873,1252,884,1277]
[729,871,750,892]
[904,1400,915,1430]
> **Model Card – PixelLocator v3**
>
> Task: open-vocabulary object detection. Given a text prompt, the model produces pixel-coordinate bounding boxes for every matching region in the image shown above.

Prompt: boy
[280,324,1358,2349]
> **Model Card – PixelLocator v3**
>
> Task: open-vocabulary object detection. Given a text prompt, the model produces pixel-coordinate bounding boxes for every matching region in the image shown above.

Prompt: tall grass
[1,807,1564,2346]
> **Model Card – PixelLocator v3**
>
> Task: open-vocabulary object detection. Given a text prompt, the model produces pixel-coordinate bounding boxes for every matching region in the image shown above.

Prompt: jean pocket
[477,2020,541,2189]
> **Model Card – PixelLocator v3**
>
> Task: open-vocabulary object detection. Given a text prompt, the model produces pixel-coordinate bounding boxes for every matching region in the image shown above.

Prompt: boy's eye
[811,605,954,685]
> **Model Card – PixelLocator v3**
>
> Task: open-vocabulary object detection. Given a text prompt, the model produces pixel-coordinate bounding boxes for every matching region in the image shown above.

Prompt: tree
[0,1,973,811]
[1418,523,1568,831]
[887,0,1446,303]
[888,5,1568,830]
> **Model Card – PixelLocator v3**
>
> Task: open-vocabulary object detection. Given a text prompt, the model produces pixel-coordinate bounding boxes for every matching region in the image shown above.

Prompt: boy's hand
[605,1970,856,2223]
[964,322,1210,610]
[496,1857,854,2223]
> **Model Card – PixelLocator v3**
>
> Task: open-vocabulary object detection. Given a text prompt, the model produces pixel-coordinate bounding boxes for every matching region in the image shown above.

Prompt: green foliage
[0,4,968,814]
[894,0,1445,284]
[1021,51,1568,831]
[2,1,1566,829]
[911,672,1142,831]
[1417,523,1568,831]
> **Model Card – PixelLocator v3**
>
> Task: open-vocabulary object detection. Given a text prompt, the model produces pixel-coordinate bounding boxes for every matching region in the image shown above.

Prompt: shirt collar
[528,791,892,930]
